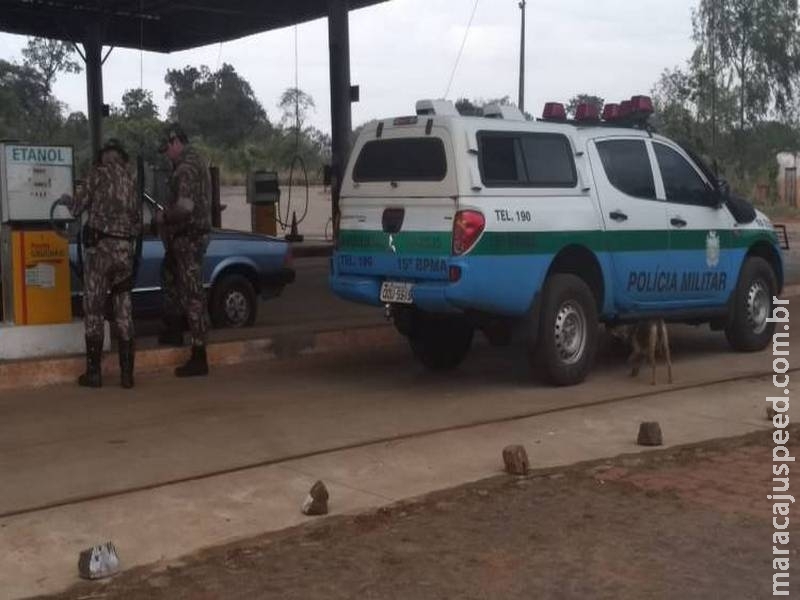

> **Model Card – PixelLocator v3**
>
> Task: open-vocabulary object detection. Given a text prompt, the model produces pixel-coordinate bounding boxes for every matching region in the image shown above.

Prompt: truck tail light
[452,210,485,256]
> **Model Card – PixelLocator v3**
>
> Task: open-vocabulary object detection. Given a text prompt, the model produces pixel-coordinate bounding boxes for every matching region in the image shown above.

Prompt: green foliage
[0,59,62,141]
[279,87,316,130]
[651,1,800,202]
[692,0,800,130]
[455,98,483,116]
[21,37,82,96]
[455,96,516,117]
[165,63,268,148]
[118,88,159,120]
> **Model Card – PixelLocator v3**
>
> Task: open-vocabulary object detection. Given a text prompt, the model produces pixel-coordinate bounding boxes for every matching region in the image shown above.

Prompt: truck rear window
[353,138,447,182]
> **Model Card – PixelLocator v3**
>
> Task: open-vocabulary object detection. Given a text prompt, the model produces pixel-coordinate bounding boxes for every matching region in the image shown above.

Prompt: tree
[651,67,702,150]
[695,0,800,131]
[455,98,483,116]
[0,59,61,141]
[455,96,515,117]
[566,94,604,118]
[279,87,315,131]
[22,37,82,97]
[119,88,159,120]
[165,63,267,148]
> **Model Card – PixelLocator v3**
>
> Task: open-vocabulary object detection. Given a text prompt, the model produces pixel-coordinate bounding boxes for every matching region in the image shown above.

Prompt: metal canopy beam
[0,0,386,53]
[83,21,104,159]
[327,0,352,220]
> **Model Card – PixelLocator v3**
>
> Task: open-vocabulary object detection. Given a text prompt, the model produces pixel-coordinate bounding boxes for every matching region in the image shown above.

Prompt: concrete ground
[1,316,796,598]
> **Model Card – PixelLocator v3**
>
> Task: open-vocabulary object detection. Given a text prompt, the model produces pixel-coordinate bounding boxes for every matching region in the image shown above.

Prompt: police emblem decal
[706,230,720,268]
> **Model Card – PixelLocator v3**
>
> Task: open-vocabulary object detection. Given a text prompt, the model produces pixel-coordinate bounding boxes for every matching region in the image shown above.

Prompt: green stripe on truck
[337,228,779,256]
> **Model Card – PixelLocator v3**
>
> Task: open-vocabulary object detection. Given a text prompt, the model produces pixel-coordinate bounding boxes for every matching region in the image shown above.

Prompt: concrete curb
[0,324,398,392]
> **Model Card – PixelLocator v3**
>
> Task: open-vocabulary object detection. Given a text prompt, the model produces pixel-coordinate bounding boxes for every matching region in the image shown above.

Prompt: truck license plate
[380,281,414,304]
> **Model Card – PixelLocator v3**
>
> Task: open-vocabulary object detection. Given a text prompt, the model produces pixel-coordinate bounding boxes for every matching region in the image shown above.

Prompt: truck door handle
[670,217,687,228]
[609,210,628,222]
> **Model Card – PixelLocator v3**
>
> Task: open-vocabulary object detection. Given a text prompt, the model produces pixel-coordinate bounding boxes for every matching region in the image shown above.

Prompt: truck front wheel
[532,274,599,386]
[725,256,777,352]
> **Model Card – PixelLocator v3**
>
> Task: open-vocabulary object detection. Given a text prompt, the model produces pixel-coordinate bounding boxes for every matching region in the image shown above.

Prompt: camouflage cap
[158,123,189,153]
[100,138,129,162]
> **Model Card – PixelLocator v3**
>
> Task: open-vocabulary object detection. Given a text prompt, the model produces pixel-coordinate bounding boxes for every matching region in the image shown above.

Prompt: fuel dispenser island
[0,143,73,325]
[0,143,91,360]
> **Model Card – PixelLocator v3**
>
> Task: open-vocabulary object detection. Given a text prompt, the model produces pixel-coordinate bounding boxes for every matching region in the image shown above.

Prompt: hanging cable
[443,0,480,98]
[277,24,310,231]
[139,0,144,88]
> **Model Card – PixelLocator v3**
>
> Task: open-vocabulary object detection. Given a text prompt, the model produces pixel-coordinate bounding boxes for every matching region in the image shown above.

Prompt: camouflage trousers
[83,238,136,341]
[162,234,209,346]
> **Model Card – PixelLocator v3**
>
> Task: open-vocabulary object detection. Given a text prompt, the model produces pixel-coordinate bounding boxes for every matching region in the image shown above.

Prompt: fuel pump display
[0,143,74,325]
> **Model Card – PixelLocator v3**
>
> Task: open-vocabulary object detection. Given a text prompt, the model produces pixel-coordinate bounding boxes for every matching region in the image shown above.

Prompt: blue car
[69,229,295,328]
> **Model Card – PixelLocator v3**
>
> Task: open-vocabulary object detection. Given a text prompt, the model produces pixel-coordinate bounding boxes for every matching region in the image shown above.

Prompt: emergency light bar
[542,102,567,121]
[602,103,621,122]
[575,102,600,122]
[630,95,654,116]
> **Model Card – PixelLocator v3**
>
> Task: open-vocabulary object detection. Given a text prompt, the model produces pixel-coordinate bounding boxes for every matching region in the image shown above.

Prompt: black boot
[175,345,209,377]
[158,317,184,347]
[119,339,135,389]
[78,336,103,388]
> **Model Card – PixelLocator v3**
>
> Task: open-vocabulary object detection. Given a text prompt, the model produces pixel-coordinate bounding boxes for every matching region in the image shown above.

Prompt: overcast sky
[0,0,698,133]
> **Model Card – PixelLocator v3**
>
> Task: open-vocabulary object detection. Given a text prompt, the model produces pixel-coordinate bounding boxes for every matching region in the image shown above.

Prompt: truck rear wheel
[725,256,777,351]
[532,274,598,386]
[408,312,474,371]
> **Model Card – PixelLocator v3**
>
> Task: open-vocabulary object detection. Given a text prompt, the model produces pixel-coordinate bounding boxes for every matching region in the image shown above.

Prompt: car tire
[532,274,598,386]
[725,256,777,352]
[210,274,257,328]
[408,312,474,371]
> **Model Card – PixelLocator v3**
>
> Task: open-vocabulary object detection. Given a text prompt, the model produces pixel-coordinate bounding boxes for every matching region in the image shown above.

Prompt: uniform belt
[83,225,136,247]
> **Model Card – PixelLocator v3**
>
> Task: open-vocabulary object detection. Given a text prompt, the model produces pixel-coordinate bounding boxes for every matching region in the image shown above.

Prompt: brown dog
[627,319,673,385]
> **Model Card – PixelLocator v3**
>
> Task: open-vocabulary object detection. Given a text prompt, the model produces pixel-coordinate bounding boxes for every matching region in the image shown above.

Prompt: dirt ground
[34,427,798,600]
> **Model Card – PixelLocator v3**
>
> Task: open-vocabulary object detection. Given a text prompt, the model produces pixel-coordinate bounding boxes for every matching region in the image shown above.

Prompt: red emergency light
[619,100,633,119]
[575,102,600,122]
[630,95,654,116]
[542,102,567,121]
[602,103,621,122]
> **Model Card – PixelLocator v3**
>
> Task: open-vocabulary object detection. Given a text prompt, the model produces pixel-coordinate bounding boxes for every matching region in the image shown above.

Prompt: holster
[82,224,102,248]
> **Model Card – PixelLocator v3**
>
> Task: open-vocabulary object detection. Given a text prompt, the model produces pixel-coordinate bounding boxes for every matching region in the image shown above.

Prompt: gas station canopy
[0,0,384,52]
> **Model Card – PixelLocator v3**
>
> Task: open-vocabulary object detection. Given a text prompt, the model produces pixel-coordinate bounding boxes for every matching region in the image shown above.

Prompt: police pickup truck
[330,97,783,386]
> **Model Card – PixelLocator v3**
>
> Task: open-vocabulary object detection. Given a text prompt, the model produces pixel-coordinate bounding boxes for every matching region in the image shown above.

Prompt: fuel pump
[248,170,280,236]
[0,143,74,325]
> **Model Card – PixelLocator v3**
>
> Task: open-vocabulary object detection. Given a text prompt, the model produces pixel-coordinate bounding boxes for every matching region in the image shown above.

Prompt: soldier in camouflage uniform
[61,139,142,389]
[156,124,212,377]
